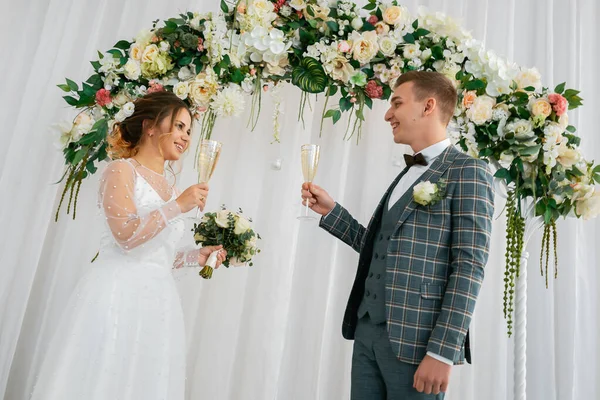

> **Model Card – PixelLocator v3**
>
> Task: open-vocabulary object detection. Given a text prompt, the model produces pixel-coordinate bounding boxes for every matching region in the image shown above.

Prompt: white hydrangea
[210,85,246,117]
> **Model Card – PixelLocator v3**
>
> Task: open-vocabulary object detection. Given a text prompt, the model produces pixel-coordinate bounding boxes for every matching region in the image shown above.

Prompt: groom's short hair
[394,71,457,125]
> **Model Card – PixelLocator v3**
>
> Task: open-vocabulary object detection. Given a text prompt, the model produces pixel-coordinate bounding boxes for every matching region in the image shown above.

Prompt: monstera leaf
[292,57,327,93]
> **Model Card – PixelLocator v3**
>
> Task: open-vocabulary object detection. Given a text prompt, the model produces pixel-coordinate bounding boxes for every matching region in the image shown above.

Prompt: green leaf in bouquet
[516,106,531,120]
[494,168,512,184]
[523,86,536,92]
[332,110,342,124]
[178,56,193,66]
[382,85,392,100]
[554,82,566,94]
[364,96,373,109]
[362,21,376,31]
[403,33,415,44]
[220,0,229,13]
[57,84,71,92]
[326,21,339,32]
[86,74,104,90]
[431,45,444,60]
[72,148,88,166]
[91,60,101,71]
[565,125,576,133]
[363,2,377,10]
[292,57,327,94]
[414,28,430,38]
[65,78,79,92]
[464,79,485,90]
[63,95,79,106]
[412,19,419,30]
[339,97,352,112]
[113,40,131,50]
[230,69,245,83]
[106,49,124,57]
[518,144,541,157]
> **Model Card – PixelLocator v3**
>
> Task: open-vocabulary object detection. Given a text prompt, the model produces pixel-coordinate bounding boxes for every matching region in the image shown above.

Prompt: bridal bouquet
[193,207,261,279]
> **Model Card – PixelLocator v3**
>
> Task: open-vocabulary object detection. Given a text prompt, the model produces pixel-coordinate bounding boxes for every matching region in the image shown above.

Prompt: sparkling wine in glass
[298,144,320,221]
[195,140,222,219]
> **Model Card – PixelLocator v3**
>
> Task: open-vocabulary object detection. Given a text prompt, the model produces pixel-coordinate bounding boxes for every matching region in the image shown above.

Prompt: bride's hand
[198,245,227,269]
[176,183,209,213]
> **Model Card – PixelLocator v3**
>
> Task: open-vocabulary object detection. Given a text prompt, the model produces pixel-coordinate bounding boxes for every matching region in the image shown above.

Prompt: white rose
[402,43,421,59]
[326,55,355,83]
[249,0,275,17]
[506,119,535,140]
[575,191,600,220]
[499,151,515,168]
[173,81,190,100]
[114,110,127,123]
[351,17,364,31]
[129,43,145,61]
[234,216,252,235]
[123,59,141,80]
[121,102,135,117]
[383,5,404,25]
[135,29,154,47]
[557,142,580,168]
[159,41,170,52]
[112,91,129,106]
[289,0,307,11]
[178,66,195,81]
[413,181,439,206]
[466,95,496,125]
[378,36,397,57]
[420,48,432,61]
[141,44,160,63]
[351,31,379,64]
[515,67,542,91]
[215,210,231,228]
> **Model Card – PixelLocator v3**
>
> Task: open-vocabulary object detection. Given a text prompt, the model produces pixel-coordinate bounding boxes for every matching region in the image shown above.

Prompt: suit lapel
[394,146,459,230]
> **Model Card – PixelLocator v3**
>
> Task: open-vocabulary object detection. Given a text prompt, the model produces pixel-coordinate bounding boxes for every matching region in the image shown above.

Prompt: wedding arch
[52,1,599,398]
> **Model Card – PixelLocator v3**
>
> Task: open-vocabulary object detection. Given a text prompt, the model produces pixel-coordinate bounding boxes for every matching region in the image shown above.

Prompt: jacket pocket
[420,283,444,300]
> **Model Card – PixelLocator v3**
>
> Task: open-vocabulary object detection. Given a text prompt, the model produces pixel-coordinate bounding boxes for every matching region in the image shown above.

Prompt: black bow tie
[404,153,428,167]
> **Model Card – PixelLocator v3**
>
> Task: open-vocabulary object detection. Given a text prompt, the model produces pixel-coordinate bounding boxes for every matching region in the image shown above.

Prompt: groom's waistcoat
[357,191,405,324]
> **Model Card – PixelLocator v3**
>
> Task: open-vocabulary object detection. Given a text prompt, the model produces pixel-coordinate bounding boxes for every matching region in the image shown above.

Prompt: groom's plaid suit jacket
[320,145,494,365]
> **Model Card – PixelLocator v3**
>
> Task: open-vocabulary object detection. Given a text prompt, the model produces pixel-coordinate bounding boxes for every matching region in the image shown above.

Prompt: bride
[31,91,226,400]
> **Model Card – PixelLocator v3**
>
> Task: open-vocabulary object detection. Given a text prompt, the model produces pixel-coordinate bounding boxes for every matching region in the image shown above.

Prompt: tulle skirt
[30,259,186,400]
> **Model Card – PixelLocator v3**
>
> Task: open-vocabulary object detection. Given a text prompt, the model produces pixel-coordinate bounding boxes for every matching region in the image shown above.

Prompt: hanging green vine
[503,188,525,337]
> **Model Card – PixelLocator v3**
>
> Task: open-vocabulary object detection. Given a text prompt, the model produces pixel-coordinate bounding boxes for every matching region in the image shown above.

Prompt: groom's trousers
[351,315,445,400]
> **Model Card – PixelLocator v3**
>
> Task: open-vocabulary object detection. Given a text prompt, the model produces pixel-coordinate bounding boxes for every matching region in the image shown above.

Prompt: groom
[302,71,494,399]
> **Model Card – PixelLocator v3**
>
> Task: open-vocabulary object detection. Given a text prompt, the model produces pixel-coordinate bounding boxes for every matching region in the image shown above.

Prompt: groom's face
[384,81,425,145]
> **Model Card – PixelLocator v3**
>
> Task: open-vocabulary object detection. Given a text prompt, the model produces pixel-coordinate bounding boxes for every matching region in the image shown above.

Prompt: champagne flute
[298,144,320,221]
[195,140,222,219]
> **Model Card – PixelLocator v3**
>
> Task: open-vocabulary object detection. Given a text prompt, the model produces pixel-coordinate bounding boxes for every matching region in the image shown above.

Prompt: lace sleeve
[98,160,181,250]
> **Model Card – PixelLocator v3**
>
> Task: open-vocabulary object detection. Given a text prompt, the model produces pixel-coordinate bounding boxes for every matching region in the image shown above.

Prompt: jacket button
[379,234,383,241]
[373,294,377,300]
[369,272,373,278]
[376,274,381,279]
[387,236,391,240]
[374,253,379,259]
[366,290,371,297]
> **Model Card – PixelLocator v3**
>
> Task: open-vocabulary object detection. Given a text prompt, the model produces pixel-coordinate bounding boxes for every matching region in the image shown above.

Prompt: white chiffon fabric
[29,159,197,400]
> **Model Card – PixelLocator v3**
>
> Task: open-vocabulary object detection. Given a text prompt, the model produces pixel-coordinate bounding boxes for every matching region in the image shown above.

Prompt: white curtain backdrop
[1,0,599,399]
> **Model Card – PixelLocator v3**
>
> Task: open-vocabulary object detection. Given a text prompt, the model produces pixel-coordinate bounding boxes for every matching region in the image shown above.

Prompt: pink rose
[147,81,165,94]
[548,93,568,116]
[349,97,357,103]
[365,80,383,99]
[250,68,257,76]
[95,88,112,107]
[338,41,351,53]
[197,37,204,52]
[368,15,378,25]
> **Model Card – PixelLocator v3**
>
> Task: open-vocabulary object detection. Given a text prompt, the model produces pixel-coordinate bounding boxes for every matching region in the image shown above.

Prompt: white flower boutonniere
[413,179,447,206]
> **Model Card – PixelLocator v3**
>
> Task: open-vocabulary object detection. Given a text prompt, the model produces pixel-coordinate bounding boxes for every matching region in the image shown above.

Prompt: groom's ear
[423,98,436,116]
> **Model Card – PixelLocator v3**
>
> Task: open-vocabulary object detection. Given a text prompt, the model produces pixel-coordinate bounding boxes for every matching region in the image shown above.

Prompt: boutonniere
[413,179,447,206]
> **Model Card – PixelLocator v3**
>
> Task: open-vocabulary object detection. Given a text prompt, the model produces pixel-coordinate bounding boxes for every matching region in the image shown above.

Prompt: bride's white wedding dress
[31,159,201,400]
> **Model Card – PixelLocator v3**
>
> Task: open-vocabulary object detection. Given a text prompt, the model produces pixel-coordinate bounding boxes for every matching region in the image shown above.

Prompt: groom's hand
[413,355,452,395]
[301,183,335,216]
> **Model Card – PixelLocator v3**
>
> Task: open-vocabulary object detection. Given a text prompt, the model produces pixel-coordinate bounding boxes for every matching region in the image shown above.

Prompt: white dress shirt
[387,139,451,210]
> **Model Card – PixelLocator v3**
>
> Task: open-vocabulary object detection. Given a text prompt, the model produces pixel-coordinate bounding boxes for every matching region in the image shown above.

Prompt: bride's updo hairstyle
[107,91,192,160]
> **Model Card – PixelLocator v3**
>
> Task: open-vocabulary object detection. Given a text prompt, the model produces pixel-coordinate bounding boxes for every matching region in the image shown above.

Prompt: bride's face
[153,108,192,161]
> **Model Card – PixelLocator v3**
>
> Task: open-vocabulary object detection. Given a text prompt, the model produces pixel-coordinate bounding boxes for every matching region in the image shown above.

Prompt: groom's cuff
[426,351,453,366]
